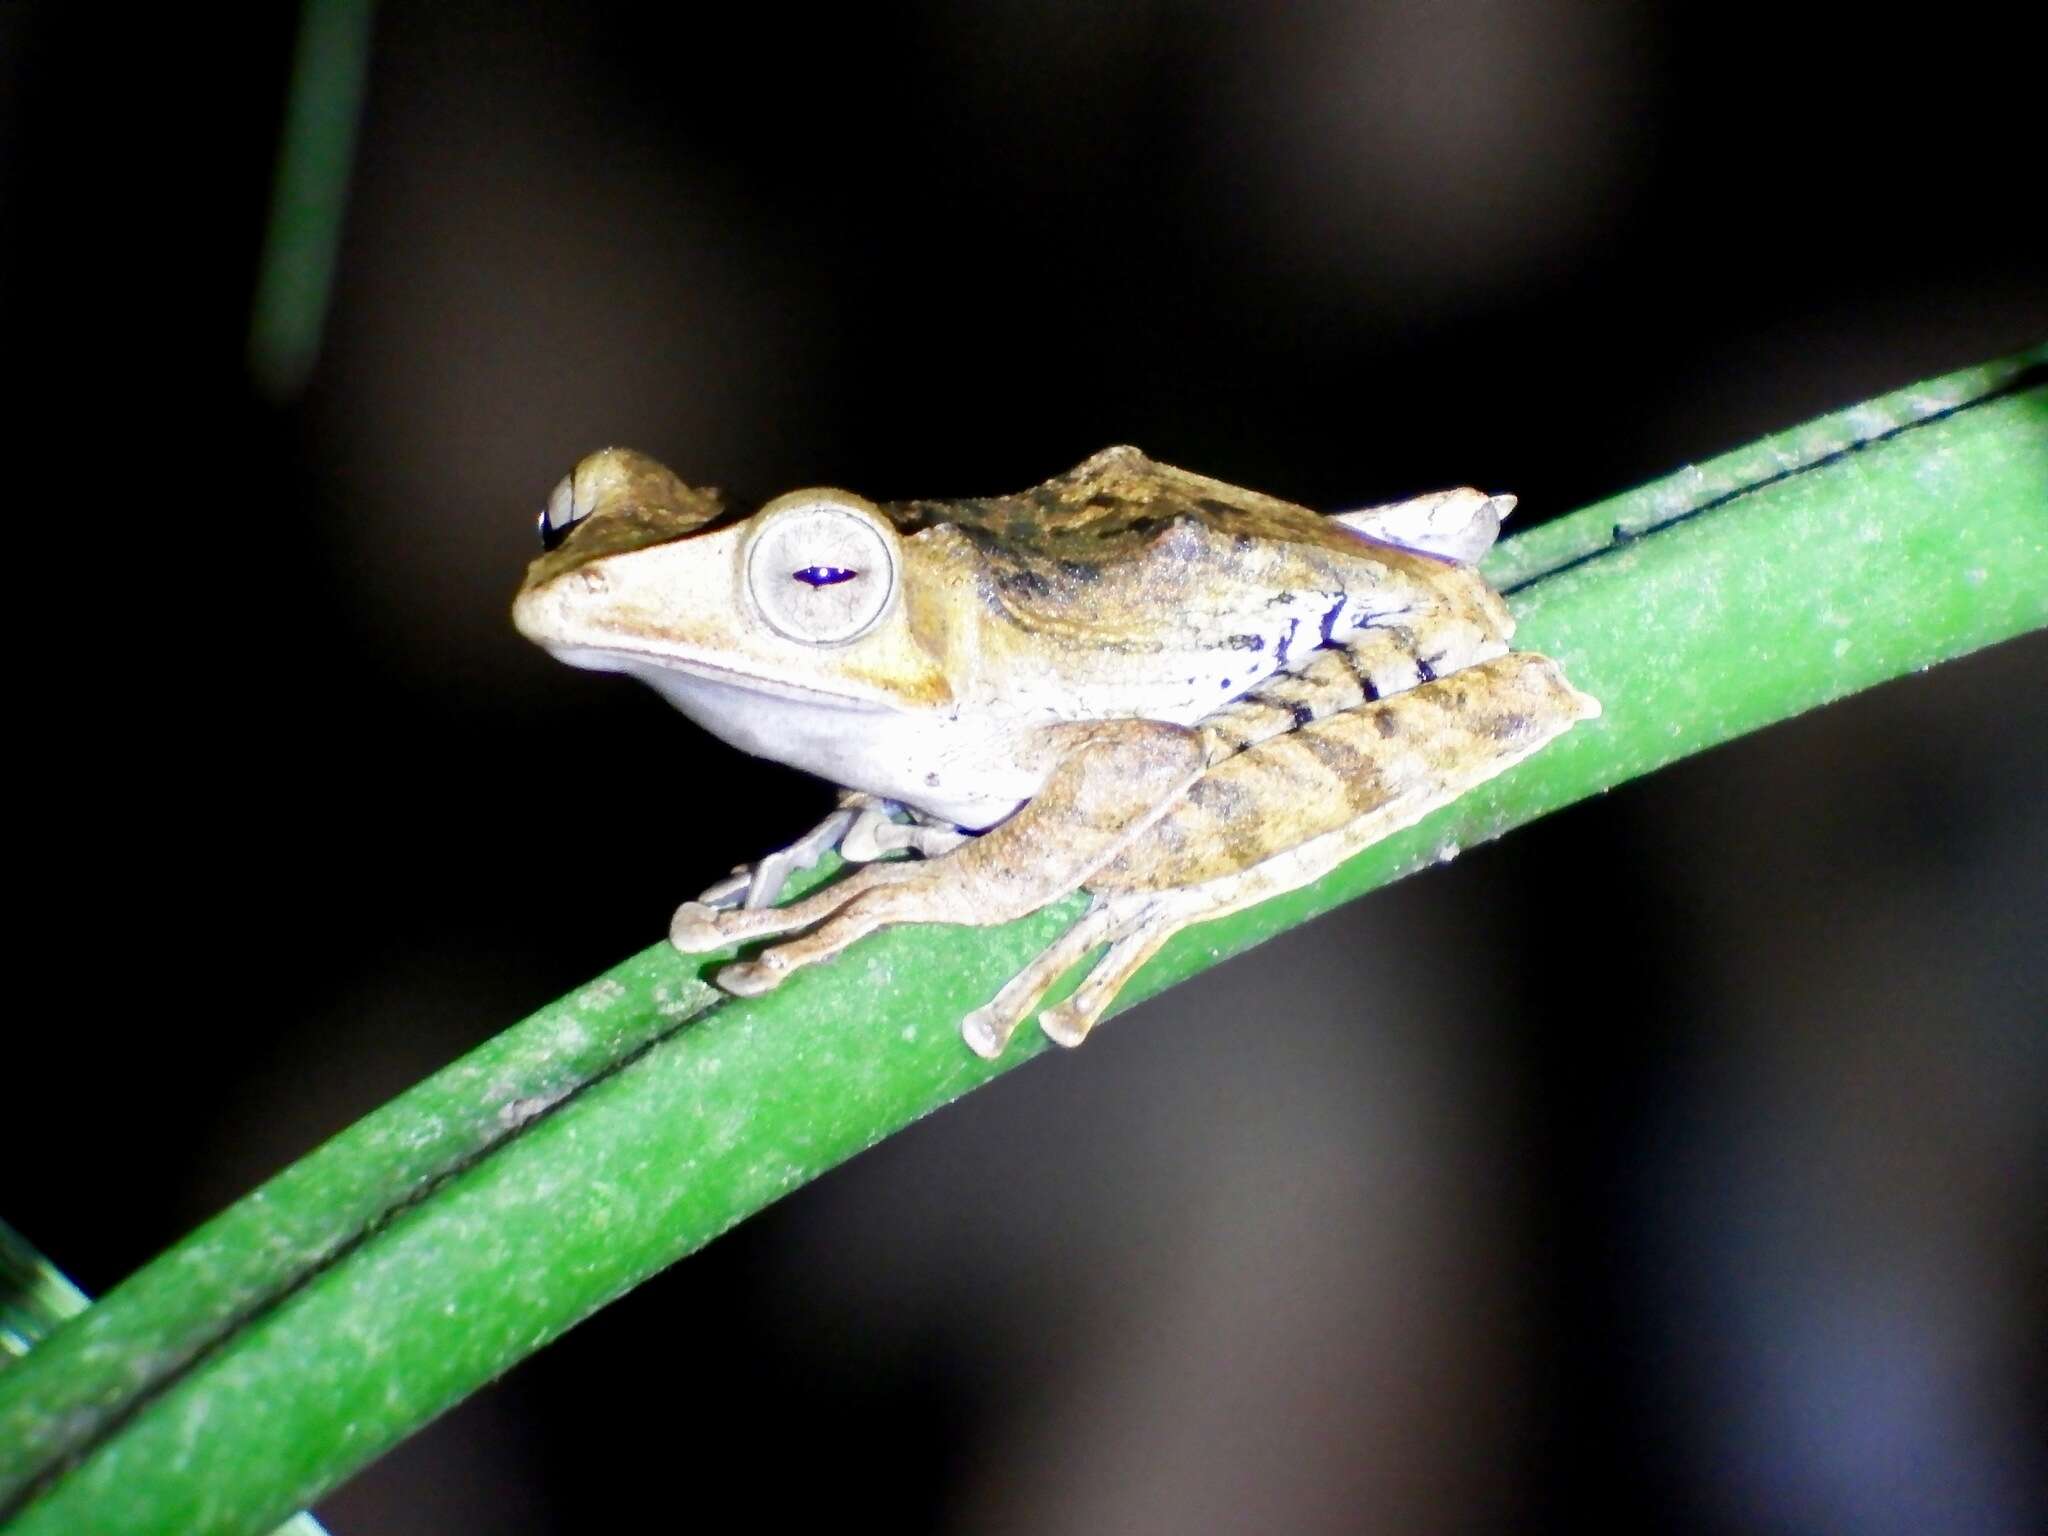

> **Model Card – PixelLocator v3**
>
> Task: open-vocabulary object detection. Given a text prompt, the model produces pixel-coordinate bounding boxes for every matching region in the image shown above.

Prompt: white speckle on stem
[498,1095,553,1128]
[575,978,627,1012]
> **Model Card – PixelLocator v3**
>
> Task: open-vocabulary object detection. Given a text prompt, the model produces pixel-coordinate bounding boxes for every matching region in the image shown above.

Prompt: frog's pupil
[794,566,859,588]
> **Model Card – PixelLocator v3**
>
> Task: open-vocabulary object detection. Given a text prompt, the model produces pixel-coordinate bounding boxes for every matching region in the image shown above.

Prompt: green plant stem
[3,352,2043,1536]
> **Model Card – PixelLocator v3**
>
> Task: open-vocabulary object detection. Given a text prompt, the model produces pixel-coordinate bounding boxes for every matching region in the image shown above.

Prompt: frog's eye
[538,472,587,551]
[746,493,898,644]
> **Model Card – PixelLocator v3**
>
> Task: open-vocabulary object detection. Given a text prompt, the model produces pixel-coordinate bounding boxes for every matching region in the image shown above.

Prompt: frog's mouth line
[549,643,897,711]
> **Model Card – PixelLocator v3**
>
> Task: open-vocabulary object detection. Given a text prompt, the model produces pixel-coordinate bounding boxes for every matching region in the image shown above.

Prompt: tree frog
[514,446,1597,1057]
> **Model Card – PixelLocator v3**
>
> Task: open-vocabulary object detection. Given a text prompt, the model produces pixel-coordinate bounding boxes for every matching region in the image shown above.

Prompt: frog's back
[884,447,1513,722]
[889,445,1400,571]
[888,446,1499,635]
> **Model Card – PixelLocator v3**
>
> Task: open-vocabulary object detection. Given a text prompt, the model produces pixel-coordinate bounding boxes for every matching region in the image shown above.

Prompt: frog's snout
[513,559,624,657]
[511,581,560,647]
[512,570,600,648]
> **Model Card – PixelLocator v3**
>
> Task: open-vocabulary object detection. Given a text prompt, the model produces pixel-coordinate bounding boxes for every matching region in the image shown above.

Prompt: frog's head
[513,448,953,711]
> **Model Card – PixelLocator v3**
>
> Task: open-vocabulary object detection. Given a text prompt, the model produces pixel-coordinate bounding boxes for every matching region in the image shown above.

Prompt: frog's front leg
[693,796,862,911]
[694,792,964,911]
[670,719,1204,994]
[838,808,969,864]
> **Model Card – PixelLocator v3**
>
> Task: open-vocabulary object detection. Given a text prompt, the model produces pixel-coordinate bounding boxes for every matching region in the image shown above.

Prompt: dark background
[3,4,2042,1532]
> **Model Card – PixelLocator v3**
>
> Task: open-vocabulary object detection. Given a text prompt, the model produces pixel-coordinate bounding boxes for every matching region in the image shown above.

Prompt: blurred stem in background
[0,350,2039,1536]
[0,1223,89,1371]
[247,0,375,400]
[1,6,373,1525]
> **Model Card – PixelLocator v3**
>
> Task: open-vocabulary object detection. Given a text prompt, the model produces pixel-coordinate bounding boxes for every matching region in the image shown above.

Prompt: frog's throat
[548,644,902,713]
[614,655,1033,826]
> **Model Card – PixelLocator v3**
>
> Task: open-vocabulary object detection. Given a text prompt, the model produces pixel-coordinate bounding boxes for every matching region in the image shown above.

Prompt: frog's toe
[838,806,907,863]
[1038,991,1126,1047]
[843,810,970,864]
[693,870,751,910]
[668,902,732,952]
[715,956,784,996]
[1036,916,1180,1048]
[959,1002,1020,1061]
[956,902,1123,1059]
[1036,1000,1093,1049]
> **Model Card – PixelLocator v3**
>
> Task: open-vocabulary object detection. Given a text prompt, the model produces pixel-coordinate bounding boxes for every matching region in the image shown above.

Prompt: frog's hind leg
[1197,621,1511,768]
[1028,652,1600,1046]
[1137,652,1598,900]
[1036,902,1187,1048]
[1032,815,1403,1050]
[1040,810,1418,1050]
[958,900,1125,1059]
[958,889,1191,1057]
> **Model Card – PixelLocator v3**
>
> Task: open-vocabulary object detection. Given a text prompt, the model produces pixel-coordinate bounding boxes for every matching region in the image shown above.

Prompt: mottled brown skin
[891,444,1456,624]
[888,449,1509,698]
[1098,652,1590,891]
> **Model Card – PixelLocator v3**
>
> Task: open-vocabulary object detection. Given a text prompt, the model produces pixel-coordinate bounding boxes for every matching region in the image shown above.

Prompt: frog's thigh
[710,720,1203,996]
[1028,653,1597,1045]
[1198,624,1508,767]
[1111,651,1593,891]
